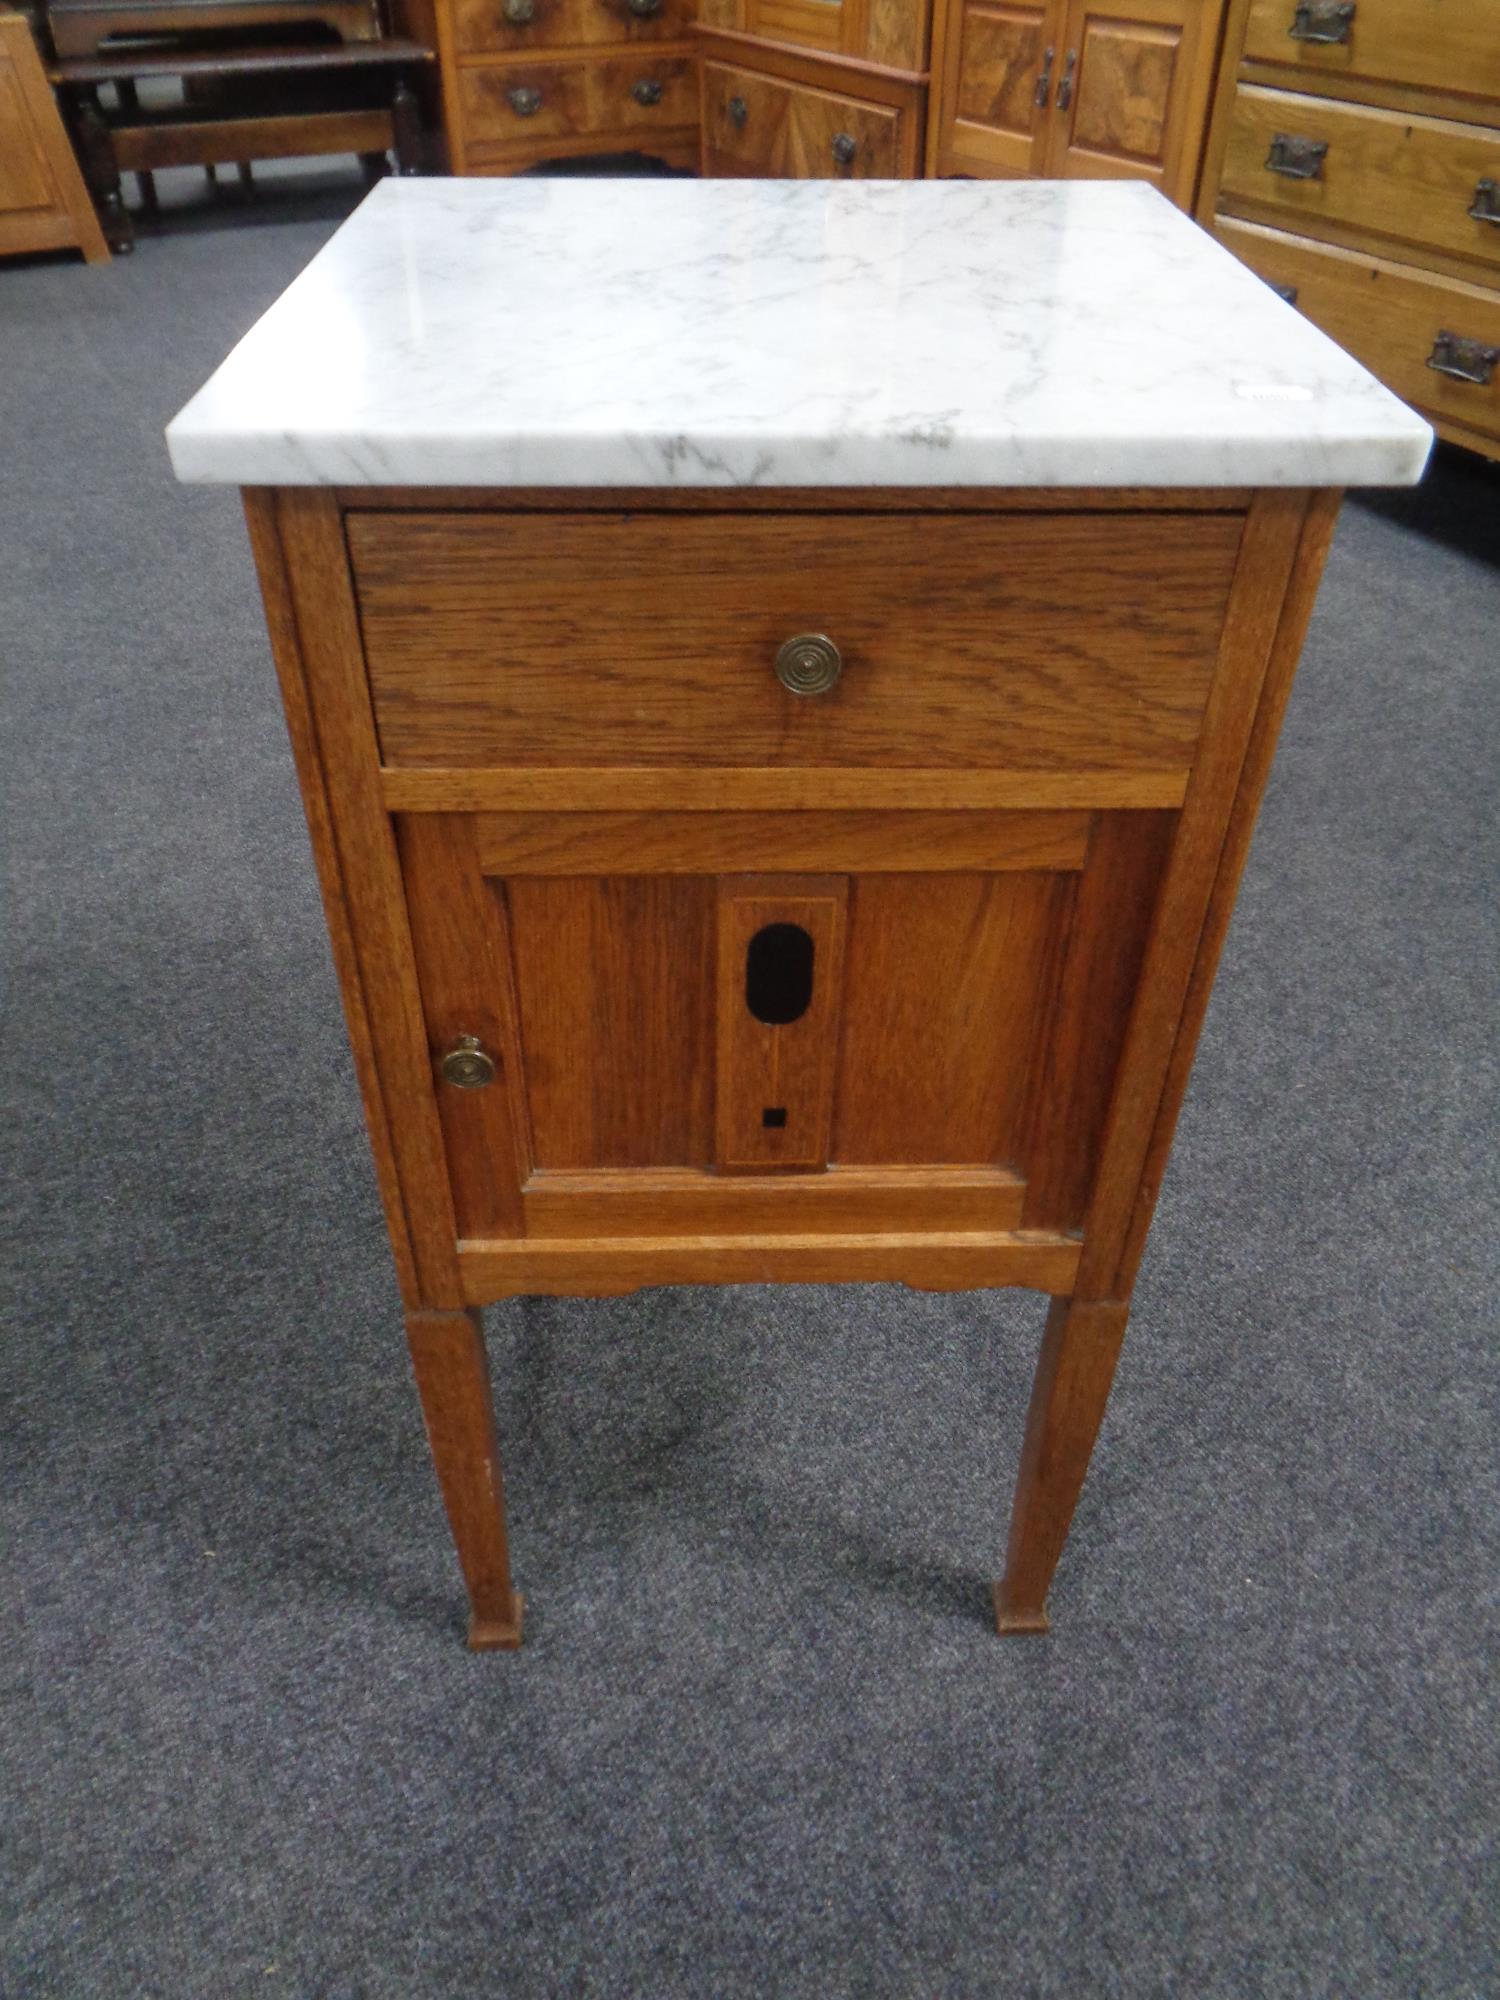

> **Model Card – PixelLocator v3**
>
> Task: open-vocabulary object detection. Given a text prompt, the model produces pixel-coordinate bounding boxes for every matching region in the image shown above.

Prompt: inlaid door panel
[940,1,1052,177]
[398,805,1177,1247]
[1040,0,1222,203]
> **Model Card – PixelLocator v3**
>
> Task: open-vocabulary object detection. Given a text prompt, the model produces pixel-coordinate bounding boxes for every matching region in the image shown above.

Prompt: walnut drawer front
[449,0,692,55]
[1220,86,1500,274]
[1218,218,1500,446]
[1241,0,1500,110]
[457,52,695,143]
[346,510,1245,773]
[701,60,902,178]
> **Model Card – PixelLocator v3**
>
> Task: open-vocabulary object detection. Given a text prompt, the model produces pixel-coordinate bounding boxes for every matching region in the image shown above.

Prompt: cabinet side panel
[1075,487,1313,1298]
[273,488,465,1306]
[1115,488,1342,1293]
[242,489,422,1304]
[1019,812,1177,1228]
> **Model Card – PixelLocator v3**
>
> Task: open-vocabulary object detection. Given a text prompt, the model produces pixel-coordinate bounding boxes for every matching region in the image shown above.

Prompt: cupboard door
[397,806,1173,1258]
[931,0,1055,177]
[1039,0,1223,206]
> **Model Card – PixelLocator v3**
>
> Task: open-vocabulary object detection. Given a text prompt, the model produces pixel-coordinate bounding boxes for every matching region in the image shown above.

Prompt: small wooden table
[168,179,1431,1649]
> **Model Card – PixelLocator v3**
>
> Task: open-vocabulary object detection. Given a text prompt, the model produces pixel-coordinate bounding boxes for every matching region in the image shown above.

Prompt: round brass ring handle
[506,84,543,114]
[775,632,842,696]
[440,1035,497,1089]
[632,77,663,105]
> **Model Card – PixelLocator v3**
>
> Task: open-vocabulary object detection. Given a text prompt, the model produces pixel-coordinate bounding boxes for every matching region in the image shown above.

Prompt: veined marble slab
[166,177,1432,489]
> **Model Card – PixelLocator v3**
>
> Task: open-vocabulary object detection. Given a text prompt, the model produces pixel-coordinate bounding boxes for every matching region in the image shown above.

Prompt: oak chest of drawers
[1199,0,1500,461]
[168,178,1429,1650]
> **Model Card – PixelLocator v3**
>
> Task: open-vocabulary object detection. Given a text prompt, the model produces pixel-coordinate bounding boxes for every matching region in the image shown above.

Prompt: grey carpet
[3,179,1498,1999]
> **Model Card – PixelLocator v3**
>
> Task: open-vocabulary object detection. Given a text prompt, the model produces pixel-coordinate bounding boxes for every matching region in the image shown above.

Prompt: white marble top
[166,177,1431,490]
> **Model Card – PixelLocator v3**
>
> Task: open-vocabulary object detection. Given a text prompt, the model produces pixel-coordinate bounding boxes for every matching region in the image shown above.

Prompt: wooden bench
[45,12,433,252]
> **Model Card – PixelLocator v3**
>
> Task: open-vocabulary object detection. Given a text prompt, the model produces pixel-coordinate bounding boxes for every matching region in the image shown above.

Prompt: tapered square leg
[405,1307,523,1649]
[995,1295,1131,1635]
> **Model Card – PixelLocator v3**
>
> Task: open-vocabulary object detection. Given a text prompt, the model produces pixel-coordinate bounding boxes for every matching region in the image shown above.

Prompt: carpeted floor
[3,173,1498,1999]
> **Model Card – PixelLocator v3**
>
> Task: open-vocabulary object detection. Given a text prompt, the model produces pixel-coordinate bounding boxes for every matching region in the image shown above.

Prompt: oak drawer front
[701,60,901,177]
[1242,0,1500,110]
[348,511,1244,771]
[1220,86,1500,272]
[449,0,691,56]
[1218,218,1500,444]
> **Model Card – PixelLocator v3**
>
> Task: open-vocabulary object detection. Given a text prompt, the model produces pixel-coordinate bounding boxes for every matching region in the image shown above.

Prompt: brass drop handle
[1469,177,1500,225]
[1033,45,1053,108]
[1055,48,1075,110]
[632,77,663,105]
[502,0,535,22]
[1266,131,1327,178]
[1289,0,1354,43]
[831,132,857,167]
[1426,330,1498,387]
[506,84,543,115]
[775,633,842,696]
[440,1035,497,1089]
[727,93,747,126]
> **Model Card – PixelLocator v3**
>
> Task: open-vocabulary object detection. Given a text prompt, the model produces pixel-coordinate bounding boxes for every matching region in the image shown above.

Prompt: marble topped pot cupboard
[169,178,1429,1649]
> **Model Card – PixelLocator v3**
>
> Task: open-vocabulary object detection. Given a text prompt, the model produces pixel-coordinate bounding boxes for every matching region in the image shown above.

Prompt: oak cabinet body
[168,179,1430,1649]
[927,0,1225,202]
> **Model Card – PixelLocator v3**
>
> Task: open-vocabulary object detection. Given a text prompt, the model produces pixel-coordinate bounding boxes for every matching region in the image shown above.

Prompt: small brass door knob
[831,132,857,166]
[507,84,543,115]
[632,77,663,105]
[774,633,842,696]
[502,0,535,22]
[440,1035,497,1089]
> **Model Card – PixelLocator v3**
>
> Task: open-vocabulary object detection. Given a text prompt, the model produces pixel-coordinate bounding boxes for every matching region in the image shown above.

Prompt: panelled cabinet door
[1038,0,1223,205]
[932,0,1054,177]
[396,806,1176,1258]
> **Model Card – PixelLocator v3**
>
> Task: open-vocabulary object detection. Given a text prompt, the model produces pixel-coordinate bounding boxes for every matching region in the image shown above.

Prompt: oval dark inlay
[745,922,815,1026]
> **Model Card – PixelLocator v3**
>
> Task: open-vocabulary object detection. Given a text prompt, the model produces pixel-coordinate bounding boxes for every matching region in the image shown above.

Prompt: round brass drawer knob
[774,632,842,696]
[441,1035,497,1089]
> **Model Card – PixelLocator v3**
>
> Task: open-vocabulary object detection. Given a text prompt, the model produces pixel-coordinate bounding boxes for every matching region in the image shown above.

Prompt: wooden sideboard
[433,0,699,173]
[431,0,1225,193]
[0,8,107,262]
[925,0,1227,204]
[1197,0,1500,463]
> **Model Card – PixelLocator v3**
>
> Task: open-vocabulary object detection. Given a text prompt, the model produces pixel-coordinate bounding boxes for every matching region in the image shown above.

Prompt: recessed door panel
[506,875,717,1170]
[947,2,1052,175]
